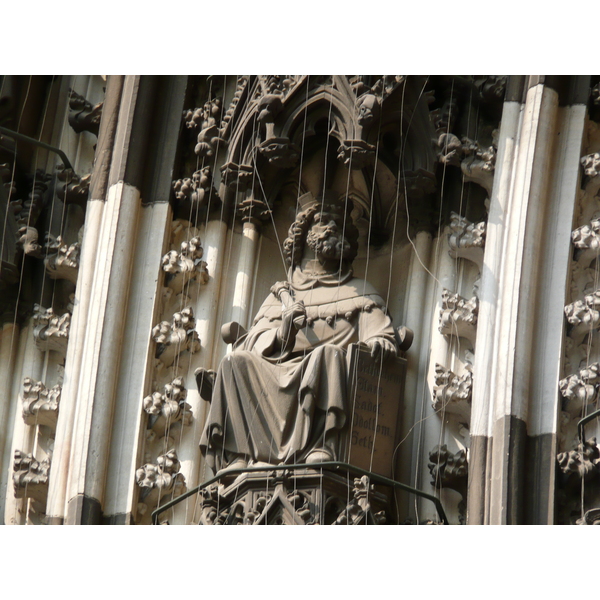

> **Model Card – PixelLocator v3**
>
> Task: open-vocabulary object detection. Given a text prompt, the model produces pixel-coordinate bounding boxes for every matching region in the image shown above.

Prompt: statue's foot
[195,368,215,402]
[305,448,334,464]
[217,456,248,475]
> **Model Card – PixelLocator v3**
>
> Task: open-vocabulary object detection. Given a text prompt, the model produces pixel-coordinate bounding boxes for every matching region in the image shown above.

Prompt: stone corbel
[55,165,91,206]
[136,449,187,505]
[557,437,600,485]
[143,376,192,432]
[172,166,220,212]
[559,362,600,415]
[68,89,103,136]
[332,475,386,525]
[21,377,61,429]
[161,236,209,294]
[337,139,376,170]
[433,363,472,421]
[565,289,600,342]
[447,212,486,270]
[13,449,50,505]
[235,197,272,227]
[439,289,478,345]
[428,444,468,523]
[188,98,226,158]
[581,152,600,197]
[220,162,254,193]
[44,233,81,284]
[151,306,201,368]
[32,304,71,356]
[17,225,43,258]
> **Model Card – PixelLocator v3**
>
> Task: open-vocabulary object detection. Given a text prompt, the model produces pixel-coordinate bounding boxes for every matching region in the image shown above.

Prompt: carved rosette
[32,304,71,356]
[136,449,186,504]
[13,449,50,504]
[151,306,201,368]
[68,89,103,136]
[448,212,486,270]
[162,236,209,293]
[433,364,472,421]
[21,377,61,428]
[559,363,600,415]
[439,289,478,345]
[143,377,192,432]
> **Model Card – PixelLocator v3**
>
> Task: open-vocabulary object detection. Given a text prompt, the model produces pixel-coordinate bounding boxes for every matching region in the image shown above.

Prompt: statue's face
[306,213,352,263]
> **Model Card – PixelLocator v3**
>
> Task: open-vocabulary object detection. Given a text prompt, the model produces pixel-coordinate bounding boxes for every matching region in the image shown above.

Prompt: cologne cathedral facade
[1,75,598,525]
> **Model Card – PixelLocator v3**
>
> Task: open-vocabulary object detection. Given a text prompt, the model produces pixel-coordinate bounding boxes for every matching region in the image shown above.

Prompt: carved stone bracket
[143,376,192,432]
[337,139,376,170]
[172,166,220,212]
[332,475,387,525]
[44,233,81,284]
[428,444,468,524]
[32,304,71,356]
[433,363,472,421]
[22,377,61,429]
[162,236,209,293]
[581,152,600,196]
[565,289,600,342]
[151,306,200,368]
[439,289,478,345]
[220,162,254,193]
[13,449,50,504]
[235,197,272,226]
[68,89,103,136]
[437,134,496,196]
[55,165,91,205]
[557,437,600,485]
[136,449,187,505]
[559,362,600,415]
[258,137,300,169]
[448,212,486,270]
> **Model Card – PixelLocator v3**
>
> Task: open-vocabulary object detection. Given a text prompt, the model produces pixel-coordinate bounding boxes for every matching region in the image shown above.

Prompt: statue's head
[283,199,359,270]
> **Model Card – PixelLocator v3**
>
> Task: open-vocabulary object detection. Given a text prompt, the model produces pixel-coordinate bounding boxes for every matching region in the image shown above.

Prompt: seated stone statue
[199,197,398,474]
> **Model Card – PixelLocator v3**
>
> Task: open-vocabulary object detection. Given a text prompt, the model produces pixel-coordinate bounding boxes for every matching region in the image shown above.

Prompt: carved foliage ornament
[559,362,600,415]
[13,449,50,504]
[162,236,209,293]
[68,89,103,136]
[433,363,472,420]
[33,304,71,356]
[151,306,201,367]
[136,449,186,502]
[439,289,478,344]
[143,377,192,430]
[172,167,219,211]
[557,438,600,484]
[22,377,61,428]
[448,212,486,270]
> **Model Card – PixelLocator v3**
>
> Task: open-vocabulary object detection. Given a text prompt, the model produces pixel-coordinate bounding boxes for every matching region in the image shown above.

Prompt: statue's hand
[277,301,306,350]
[282,301,307,331]
[367,337,397,362]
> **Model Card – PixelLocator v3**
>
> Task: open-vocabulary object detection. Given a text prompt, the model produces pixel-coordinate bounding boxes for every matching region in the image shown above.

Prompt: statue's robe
[199,267,396,471]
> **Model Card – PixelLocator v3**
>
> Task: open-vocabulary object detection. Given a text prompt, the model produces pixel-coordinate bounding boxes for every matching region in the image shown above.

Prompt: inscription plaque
[343,343,406,477]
